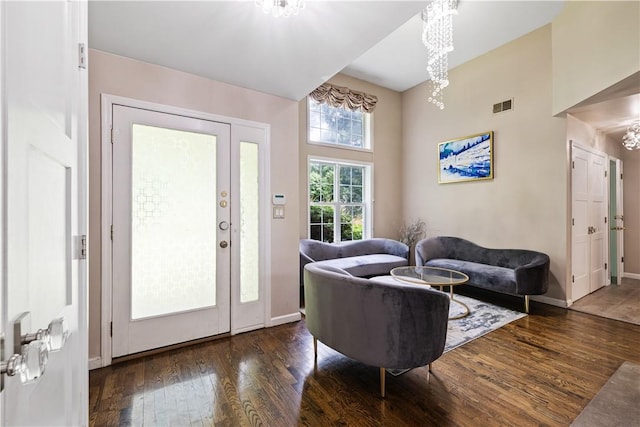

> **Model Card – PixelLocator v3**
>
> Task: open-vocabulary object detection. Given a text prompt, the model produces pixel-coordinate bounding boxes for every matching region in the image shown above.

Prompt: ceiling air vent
[493,99,513,114]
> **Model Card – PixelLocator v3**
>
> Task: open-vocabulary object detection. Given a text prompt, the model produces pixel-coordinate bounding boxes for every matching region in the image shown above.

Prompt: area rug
[570,361,640,426]
[443,294,527,352]
[387,295,526,376]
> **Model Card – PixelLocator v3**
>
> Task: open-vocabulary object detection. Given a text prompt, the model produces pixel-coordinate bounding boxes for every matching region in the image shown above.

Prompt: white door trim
[100,94,271,367]
[613,158,625,281]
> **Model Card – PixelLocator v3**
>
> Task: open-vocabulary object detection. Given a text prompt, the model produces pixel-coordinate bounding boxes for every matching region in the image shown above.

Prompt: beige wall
[567,114,625,158]
[88,49,300,360]
[552,1,640,115]
[298,73,404,240]
[622,148,640,275]
[402,25,568,300]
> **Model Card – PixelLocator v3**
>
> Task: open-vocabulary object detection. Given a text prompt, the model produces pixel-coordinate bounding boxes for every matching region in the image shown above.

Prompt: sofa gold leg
[525,295,530,314]
[428,362,432,382]
[380,367,386,398]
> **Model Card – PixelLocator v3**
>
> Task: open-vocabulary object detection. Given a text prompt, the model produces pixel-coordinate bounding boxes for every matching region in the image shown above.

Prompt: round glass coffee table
[391,266,470,320]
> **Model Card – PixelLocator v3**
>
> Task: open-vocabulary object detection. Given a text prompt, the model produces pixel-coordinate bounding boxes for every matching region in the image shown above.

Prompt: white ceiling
[88,0,639,137]
[342,0,565,92]
[88,0,564,100]
[89,1,426,100]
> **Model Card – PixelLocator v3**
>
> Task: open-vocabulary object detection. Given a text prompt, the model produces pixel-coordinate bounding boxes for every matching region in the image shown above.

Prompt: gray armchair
[303,262,450,397]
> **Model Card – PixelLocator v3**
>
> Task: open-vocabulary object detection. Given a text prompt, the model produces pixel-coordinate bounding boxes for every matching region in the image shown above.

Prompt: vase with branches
[398,219,426,264]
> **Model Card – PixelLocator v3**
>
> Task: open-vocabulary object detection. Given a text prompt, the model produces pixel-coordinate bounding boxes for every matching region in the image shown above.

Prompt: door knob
[1,339,48,385]
[219,240,228,248]
[21,317,68,352]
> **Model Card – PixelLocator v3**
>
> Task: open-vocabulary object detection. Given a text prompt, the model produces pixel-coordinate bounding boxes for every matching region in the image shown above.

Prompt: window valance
[309,83,378,113]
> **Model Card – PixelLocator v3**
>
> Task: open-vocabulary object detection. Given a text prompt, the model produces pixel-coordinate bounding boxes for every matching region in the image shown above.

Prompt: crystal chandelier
[622,121,640,150]
[256,0,304,18]
[422,0,458,109]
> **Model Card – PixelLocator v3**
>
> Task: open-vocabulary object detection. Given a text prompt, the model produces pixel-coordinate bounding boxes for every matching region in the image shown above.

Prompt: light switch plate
[273,206,285,219]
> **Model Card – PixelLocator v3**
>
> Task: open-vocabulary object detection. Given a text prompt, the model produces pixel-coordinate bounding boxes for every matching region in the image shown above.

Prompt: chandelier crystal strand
[256,0,304,18]
[422,0,458,109]
[622,121,640,150]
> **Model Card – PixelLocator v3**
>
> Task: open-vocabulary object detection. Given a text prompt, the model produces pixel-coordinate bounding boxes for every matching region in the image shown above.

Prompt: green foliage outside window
[309,161,366,243]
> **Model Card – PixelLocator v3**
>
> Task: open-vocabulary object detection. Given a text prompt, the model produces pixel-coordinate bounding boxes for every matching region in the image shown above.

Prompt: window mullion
[334,164,341,242]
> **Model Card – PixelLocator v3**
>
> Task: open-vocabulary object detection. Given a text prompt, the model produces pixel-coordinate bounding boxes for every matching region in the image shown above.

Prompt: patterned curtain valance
[309,83,378,113]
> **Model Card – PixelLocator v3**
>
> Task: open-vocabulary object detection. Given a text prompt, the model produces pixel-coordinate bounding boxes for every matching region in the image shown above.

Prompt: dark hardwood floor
[90,300,640,426]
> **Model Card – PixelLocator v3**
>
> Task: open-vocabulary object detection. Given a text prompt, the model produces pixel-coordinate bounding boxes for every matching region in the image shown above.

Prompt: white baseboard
[529,295,569,308]
[270,312,301,327]
[88,357,102,371]
[623,272,640,280]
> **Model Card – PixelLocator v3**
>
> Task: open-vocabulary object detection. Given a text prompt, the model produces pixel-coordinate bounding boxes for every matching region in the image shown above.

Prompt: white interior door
[112,105,231,357]
[571,143,607,302]
[1,1,88,426]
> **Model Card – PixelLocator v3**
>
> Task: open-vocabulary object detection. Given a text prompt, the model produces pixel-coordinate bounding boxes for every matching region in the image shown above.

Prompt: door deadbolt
[219,241,229,248]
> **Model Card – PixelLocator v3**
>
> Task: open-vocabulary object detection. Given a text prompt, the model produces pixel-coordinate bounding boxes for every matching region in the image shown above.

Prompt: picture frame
[438,131,494,184]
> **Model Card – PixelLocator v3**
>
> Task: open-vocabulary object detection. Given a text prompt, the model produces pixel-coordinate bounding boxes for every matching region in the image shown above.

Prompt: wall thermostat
[272,194,286,205]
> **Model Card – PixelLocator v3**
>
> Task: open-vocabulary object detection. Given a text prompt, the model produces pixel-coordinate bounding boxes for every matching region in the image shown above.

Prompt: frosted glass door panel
[240,142,259,303]
[131,124,217,319]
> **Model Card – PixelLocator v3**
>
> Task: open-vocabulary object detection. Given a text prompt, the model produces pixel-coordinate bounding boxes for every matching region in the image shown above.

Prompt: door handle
[0,312,69,391]
[21,317,68,353]
[0,339,48,387]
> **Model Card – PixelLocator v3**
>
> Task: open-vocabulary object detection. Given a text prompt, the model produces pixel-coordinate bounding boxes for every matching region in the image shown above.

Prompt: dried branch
[398,219,426,248]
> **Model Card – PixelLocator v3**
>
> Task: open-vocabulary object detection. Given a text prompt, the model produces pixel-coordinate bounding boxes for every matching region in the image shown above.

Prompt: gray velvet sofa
[299,238,409,285]
[415,236,550,313]
[303,262,450,397]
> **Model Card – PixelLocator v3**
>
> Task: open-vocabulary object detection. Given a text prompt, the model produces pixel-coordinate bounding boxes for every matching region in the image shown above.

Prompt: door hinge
[621,257,624,263]
[110,322,113,337]
[604,217,607,224]
[110,225,113,241]
[572,161,575,169]
[605,263,607,270]
[604,170,607,178]
[621,173,623,180]
[110,127,114,145]
[78,43,87,69]
[572,275,575,283]
[81,234,87,259]
[572,218,575,226]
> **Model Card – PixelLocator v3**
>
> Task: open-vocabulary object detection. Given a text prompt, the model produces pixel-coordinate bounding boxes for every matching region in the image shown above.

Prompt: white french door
[112,105,231,357]
[1,0,88,425]
[571,143,607,302]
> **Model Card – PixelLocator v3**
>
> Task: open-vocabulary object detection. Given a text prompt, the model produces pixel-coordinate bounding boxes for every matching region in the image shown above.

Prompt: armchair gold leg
[313,337,318,361]
[380,367,386,398]
[524,295,530,314]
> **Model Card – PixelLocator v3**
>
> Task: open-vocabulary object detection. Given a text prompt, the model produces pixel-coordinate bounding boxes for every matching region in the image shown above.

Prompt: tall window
[308,159,371,243]
[308,98,371,149]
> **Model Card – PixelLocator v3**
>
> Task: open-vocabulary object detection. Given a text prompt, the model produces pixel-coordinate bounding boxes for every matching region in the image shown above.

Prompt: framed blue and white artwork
[438,131,494,184]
